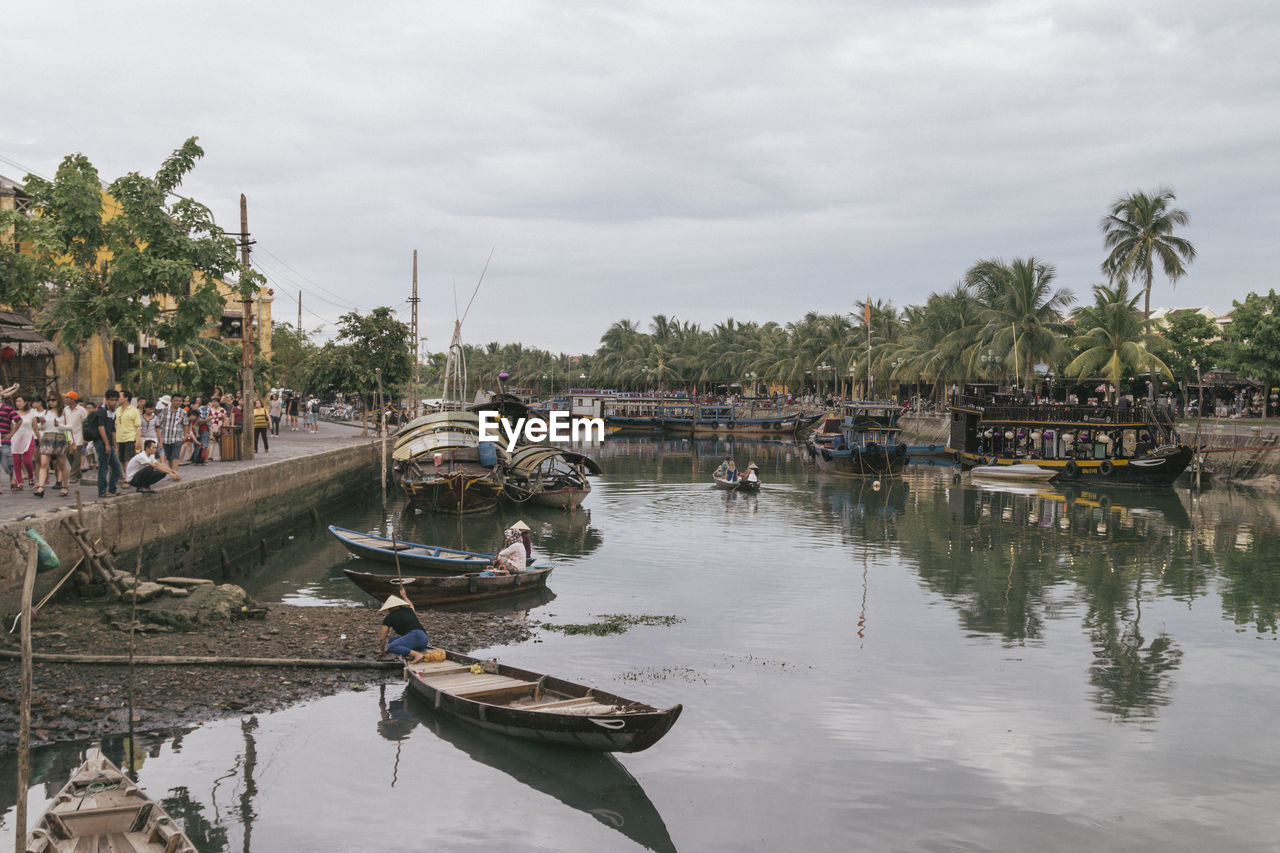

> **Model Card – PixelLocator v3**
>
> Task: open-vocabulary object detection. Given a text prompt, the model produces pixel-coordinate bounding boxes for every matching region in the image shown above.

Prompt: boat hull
[344,564,553,606]
[405,650,682,753]
[398,470,504,513]
[329,525,495,573]
[958,445,1193,487]
[712,474,760,492]
[811,444,909,477]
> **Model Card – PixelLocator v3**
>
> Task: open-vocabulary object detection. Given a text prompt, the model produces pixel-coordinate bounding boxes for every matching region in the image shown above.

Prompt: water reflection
[400,687,677,853]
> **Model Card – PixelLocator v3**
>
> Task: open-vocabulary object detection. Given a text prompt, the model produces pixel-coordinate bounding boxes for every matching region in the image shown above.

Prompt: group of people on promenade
[0,383,324,501]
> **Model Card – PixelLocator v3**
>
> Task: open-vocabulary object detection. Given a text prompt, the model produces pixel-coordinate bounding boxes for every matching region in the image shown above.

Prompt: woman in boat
[713,456,731,478]
[490,527,527,575]
[744,461,759,485]
[375,591,430,660]
[511,519,533,561]
[725,459,738,482]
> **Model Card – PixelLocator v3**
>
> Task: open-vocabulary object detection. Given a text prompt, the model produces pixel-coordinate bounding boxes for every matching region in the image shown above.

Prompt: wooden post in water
[15,538,38,852]
[377,368,387,499]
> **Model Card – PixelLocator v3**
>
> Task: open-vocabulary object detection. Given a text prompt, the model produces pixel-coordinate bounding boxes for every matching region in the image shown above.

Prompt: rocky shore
[0,587,534,750]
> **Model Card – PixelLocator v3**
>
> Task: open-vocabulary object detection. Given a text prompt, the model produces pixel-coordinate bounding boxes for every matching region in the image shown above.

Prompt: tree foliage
[17,138,249,387]
[1222,290,1280,391]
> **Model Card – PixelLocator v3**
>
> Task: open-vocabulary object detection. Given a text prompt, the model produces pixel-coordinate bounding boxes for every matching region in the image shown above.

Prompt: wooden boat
[502,446,601,509]
[712,472,760,492]
[330,525,494,573]
[392,411,504,513]
[948,386,1193,486]
[344,562,555,606]
[405,649,682,752]
[969,463,1059,482]
[25,749,197,853]
[808,401,910,477]
[662,403,822,436]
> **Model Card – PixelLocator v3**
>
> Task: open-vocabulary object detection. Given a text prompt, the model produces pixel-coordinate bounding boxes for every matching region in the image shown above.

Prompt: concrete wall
[1,441,383,609]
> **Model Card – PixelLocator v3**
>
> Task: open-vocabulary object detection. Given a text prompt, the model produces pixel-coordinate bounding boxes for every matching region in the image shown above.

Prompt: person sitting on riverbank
[376,591,429,660]
[125,439,181,493]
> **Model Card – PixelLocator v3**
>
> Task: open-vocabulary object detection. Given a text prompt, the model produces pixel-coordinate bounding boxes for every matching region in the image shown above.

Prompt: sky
[3,1,1277,360]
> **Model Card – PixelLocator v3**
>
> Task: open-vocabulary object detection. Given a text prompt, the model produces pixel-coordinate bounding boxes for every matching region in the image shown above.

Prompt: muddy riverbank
[0,600,534,751]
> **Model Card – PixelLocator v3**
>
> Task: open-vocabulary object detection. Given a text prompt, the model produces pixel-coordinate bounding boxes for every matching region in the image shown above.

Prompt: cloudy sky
[3,1,1277,358]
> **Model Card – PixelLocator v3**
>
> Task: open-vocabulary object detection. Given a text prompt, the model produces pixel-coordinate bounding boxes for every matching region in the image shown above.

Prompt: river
[5,435,1280,851]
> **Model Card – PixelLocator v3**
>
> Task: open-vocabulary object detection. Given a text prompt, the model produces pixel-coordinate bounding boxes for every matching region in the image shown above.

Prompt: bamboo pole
[15,538,39,853]
[0,650,402,668]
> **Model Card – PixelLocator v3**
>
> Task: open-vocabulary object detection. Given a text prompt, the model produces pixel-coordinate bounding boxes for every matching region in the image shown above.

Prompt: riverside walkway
[0,419,384,526]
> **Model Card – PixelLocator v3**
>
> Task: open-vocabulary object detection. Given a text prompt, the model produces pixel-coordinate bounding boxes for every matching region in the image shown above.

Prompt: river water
[5,436,1280,851]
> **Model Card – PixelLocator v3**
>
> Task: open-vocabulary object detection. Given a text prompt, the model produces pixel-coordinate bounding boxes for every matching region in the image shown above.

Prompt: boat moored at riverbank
[808,401,910,478]
[947,389,1193,486]
[392,411,505,513]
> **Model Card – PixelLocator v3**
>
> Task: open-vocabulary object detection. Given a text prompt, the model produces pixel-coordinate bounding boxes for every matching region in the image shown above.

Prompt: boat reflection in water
[390,687,677,853]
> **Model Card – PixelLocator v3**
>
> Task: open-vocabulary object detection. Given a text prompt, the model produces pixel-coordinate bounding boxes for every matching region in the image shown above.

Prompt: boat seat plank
[422,674,515,691]
[456,680,541,700]
[524,696,596,710]
[408,662,472,675]
[345,536,412,551]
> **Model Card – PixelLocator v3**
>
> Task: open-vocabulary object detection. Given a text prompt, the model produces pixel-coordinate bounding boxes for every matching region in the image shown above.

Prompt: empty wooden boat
[329,525,495,573]
[25,749,197,853]
[969,463,1059,482]
[344,561,555,606]
[405,650,682,753]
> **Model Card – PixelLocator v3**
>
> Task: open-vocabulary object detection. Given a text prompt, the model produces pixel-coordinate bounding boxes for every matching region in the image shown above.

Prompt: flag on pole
[864,298,871,325]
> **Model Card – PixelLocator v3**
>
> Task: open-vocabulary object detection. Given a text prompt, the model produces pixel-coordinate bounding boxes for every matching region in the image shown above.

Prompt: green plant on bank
[1064,280,1172,403]
[536,614,686,636]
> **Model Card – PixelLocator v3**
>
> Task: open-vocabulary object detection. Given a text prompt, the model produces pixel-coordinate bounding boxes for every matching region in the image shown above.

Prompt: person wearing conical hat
[511,519,533,560]
[744,461,759,485]
[376,589,429,660]
[490,527,527,575]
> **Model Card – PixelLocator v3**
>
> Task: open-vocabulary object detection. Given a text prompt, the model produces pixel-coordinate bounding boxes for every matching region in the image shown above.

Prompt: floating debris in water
[536,613,685,636]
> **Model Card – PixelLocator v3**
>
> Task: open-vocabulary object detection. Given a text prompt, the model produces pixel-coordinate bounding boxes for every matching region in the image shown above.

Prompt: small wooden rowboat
[712,473,760,492]
[25,749,197,853]
[344,562,554,606]
[329,525,494,573]
[405,650,682,753]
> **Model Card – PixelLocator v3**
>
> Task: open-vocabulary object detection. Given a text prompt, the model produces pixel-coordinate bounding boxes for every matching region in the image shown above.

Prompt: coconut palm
[1100,187,1196,321]
[965,257,1074,389]
[1064,280,1171,403]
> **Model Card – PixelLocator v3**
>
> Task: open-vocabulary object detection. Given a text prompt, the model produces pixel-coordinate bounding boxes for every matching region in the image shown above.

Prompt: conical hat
[379,595,411,612]
[511,520,531,532]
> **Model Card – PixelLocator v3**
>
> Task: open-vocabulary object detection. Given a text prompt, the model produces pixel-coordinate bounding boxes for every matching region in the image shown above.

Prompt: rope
[77,772,122,797]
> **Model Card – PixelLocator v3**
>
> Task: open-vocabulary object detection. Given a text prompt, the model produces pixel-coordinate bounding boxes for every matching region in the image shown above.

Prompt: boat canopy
[508,445,602,475]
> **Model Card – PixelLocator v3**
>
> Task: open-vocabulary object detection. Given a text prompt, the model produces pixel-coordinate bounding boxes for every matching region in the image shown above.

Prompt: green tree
[269,321,318,390]
[1064,280,1171,403]
[1159,311,1225,411]
[1222,290,1280,416]
[965,257,1074,390]
[23,139,247,389]
[1100,187,1196,398]
[312,307,412,402]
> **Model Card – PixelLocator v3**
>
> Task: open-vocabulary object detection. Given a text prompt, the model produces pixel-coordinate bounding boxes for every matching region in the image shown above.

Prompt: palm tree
[1064,280,1171,403]
[965,257,1074,389]
[1100,188,1195,398]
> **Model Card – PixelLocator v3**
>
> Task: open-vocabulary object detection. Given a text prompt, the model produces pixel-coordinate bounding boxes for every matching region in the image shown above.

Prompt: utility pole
[239,194,256,461]
[409,250,420,418]
[297,290,302,338]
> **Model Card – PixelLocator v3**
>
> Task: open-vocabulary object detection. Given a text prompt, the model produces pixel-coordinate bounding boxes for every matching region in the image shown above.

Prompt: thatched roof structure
[0,310,59,357]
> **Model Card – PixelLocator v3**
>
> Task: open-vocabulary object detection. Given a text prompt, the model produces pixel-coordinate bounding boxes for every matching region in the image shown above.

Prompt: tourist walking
[0,388,17,490]
[286,391,299,430]
[62,391,86,478]
[253,398,270,452]
[89,389,122,498]
[269,391,282,436]
[9,393,37,490]
[33,394,70,497]
[159,393,186,466]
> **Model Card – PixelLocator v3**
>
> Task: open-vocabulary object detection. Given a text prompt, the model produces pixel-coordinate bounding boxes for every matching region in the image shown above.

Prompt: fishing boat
[947,387,1193,486]
[712,472,760,492]
[807,401,910,478]
[392,411,505,513]
[330,525,495,573]
[405,650,682,752]
[25,749,197,853]
[502,446,601,510]
[969,462,1059,482]
[343,562,554,606]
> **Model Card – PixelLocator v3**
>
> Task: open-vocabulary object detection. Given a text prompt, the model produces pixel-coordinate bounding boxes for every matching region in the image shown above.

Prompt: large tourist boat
[659,403,823,436]
[392,411,505,513]
[946,388,1193,486]
[807,401,910,477]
